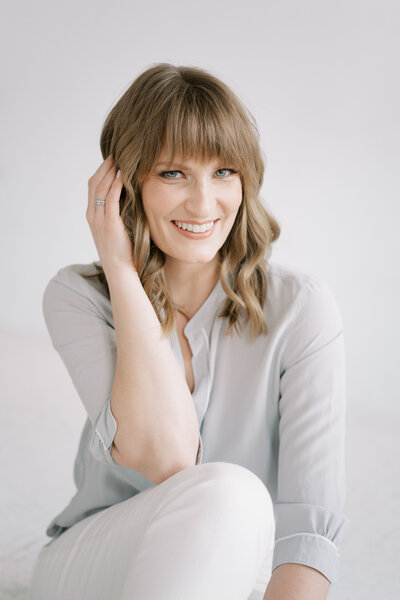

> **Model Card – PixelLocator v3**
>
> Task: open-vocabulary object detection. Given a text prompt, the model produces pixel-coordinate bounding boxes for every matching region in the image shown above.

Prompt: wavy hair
[81,62,281,340]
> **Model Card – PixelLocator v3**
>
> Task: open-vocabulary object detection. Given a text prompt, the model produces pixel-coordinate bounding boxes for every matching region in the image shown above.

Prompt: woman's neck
[164,257,220,320]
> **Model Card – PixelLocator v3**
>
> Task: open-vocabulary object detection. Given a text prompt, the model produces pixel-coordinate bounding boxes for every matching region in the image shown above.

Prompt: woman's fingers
[91,154,113,185]
[87,155,115,221]
[95,165,118,202]
[103,170,124,221]
[86,157,135,274]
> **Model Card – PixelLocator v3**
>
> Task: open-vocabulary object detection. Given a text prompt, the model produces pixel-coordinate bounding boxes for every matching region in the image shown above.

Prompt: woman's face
[140,152,243,266]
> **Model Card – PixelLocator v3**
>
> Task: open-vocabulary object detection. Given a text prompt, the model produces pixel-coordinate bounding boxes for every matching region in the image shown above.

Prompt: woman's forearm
[263,563,331,600]
[107,267,200,484]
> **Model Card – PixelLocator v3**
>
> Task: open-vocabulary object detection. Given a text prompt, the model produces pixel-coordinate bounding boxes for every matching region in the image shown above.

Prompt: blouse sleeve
[42,266,204,469]
[272,277,351,583]
[42,267,122,467]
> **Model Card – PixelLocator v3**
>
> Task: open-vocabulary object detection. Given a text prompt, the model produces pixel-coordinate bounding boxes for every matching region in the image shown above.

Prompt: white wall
[1,0,399,410]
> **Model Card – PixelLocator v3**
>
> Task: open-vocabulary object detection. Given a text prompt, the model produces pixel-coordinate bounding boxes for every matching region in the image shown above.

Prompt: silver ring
[95,200,106,205]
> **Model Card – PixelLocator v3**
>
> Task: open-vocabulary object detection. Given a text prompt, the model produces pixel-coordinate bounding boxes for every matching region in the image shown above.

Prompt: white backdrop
[1,1,400,598]
[1,1,399,413]
[1,0,399,411]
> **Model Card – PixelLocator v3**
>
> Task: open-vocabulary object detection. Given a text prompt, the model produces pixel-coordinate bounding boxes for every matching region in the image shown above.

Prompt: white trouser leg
[29,461,275,600]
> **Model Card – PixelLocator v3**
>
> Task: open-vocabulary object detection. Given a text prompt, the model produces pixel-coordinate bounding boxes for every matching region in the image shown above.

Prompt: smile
[171,219,219,239]
[173,220,215,232]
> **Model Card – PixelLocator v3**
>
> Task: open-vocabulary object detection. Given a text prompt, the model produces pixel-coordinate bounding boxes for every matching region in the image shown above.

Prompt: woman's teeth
[173,220,214,232]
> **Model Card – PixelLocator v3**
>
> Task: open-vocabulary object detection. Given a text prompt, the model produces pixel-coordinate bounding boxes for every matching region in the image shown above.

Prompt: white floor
[1,330,399,599]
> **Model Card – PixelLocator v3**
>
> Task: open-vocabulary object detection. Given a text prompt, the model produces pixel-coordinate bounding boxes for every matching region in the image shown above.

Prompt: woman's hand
[86,155,137,277]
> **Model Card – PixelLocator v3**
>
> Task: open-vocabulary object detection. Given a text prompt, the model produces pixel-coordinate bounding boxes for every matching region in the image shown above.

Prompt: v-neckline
[175,314,195,394]
[182,278,224,338]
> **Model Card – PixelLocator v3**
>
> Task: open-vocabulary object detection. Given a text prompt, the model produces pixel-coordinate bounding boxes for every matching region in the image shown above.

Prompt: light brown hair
[82,62,281,340]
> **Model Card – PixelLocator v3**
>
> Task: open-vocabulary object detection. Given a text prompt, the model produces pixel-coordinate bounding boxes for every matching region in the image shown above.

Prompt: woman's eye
[159,170,182,179]
[158,168,237,179]
[215,168,237,177]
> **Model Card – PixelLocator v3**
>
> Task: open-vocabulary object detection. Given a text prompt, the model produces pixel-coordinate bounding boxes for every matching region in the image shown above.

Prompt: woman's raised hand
[86,155,137,277]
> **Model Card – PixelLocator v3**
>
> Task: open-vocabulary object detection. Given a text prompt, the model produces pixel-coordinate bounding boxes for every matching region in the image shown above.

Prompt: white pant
[28,462,275,600]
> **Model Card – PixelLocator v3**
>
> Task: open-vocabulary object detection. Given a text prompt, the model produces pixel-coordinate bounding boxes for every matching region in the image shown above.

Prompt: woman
[29,63,349,600]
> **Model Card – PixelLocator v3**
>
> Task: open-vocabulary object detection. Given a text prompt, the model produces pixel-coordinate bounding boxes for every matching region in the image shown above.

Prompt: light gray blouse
[41,259,350,583]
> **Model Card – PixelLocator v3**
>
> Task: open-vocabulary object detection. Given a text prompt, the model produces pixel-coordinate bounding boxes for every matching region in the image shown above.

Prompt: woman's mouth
[171,219,219,239]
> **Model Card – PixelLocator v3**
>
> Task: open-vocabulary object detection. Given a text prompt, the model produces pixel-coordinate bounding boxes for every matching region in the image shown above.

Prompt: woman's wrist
[103,263,140,288]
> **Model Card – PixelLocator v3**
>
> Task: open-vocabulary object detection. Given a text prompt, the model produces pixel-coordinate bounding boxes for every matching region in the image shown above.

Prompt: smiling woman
[140,153,243,295]
[80,62,281,341]
[31,62,349,600]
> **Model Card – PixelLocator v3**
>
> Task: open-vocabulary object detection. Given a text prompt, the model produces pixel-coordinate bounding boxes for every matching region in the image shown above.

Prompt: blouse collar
[183,278,227,341]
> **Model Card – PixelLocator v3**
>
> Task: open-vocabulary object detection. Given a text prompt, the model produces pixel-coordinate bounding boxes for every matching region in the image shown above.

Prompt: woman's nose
[185,181,216,216]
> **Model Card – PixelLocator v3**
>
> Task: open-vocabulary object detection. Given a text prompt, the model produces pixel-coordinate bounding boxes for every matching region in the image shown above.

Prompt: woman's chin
[163,250,219,266]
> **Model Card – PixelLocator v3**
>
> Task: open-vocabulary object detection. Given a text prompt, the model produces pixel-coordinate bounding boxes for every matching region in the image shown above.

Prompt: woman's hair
[82,62,281,340]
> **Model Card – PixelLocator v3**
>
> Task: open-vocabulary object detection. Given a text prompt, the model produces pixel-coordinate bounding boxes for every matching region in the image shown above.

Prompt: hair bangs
[156,89,247,173]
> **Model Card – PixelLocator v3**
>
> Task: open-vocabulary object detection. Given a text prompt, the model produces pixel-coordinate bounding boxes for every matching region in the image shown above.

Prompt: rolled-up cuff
[273,532,339,582]
[272,502,350,583]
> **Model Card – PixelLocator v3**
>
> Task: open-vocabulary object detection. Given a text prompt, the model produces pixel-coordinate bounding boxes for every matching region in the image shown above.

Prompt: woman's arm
[271,276,350,582]
[107,267,200,483]
[85,155,200,483]
[263,564,330,600]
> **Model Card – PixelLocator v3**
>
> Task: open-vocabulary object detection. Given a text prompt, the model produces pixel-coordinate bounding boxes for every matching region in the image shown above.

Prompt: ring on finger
[95,199,106,205]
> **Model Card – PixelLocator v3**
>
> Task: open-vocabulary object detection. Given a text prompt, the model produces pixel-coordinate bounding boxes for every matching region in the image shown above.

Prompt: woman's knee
[137,460,275,547]
[198,461,271,496]
[190,462,274,526]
